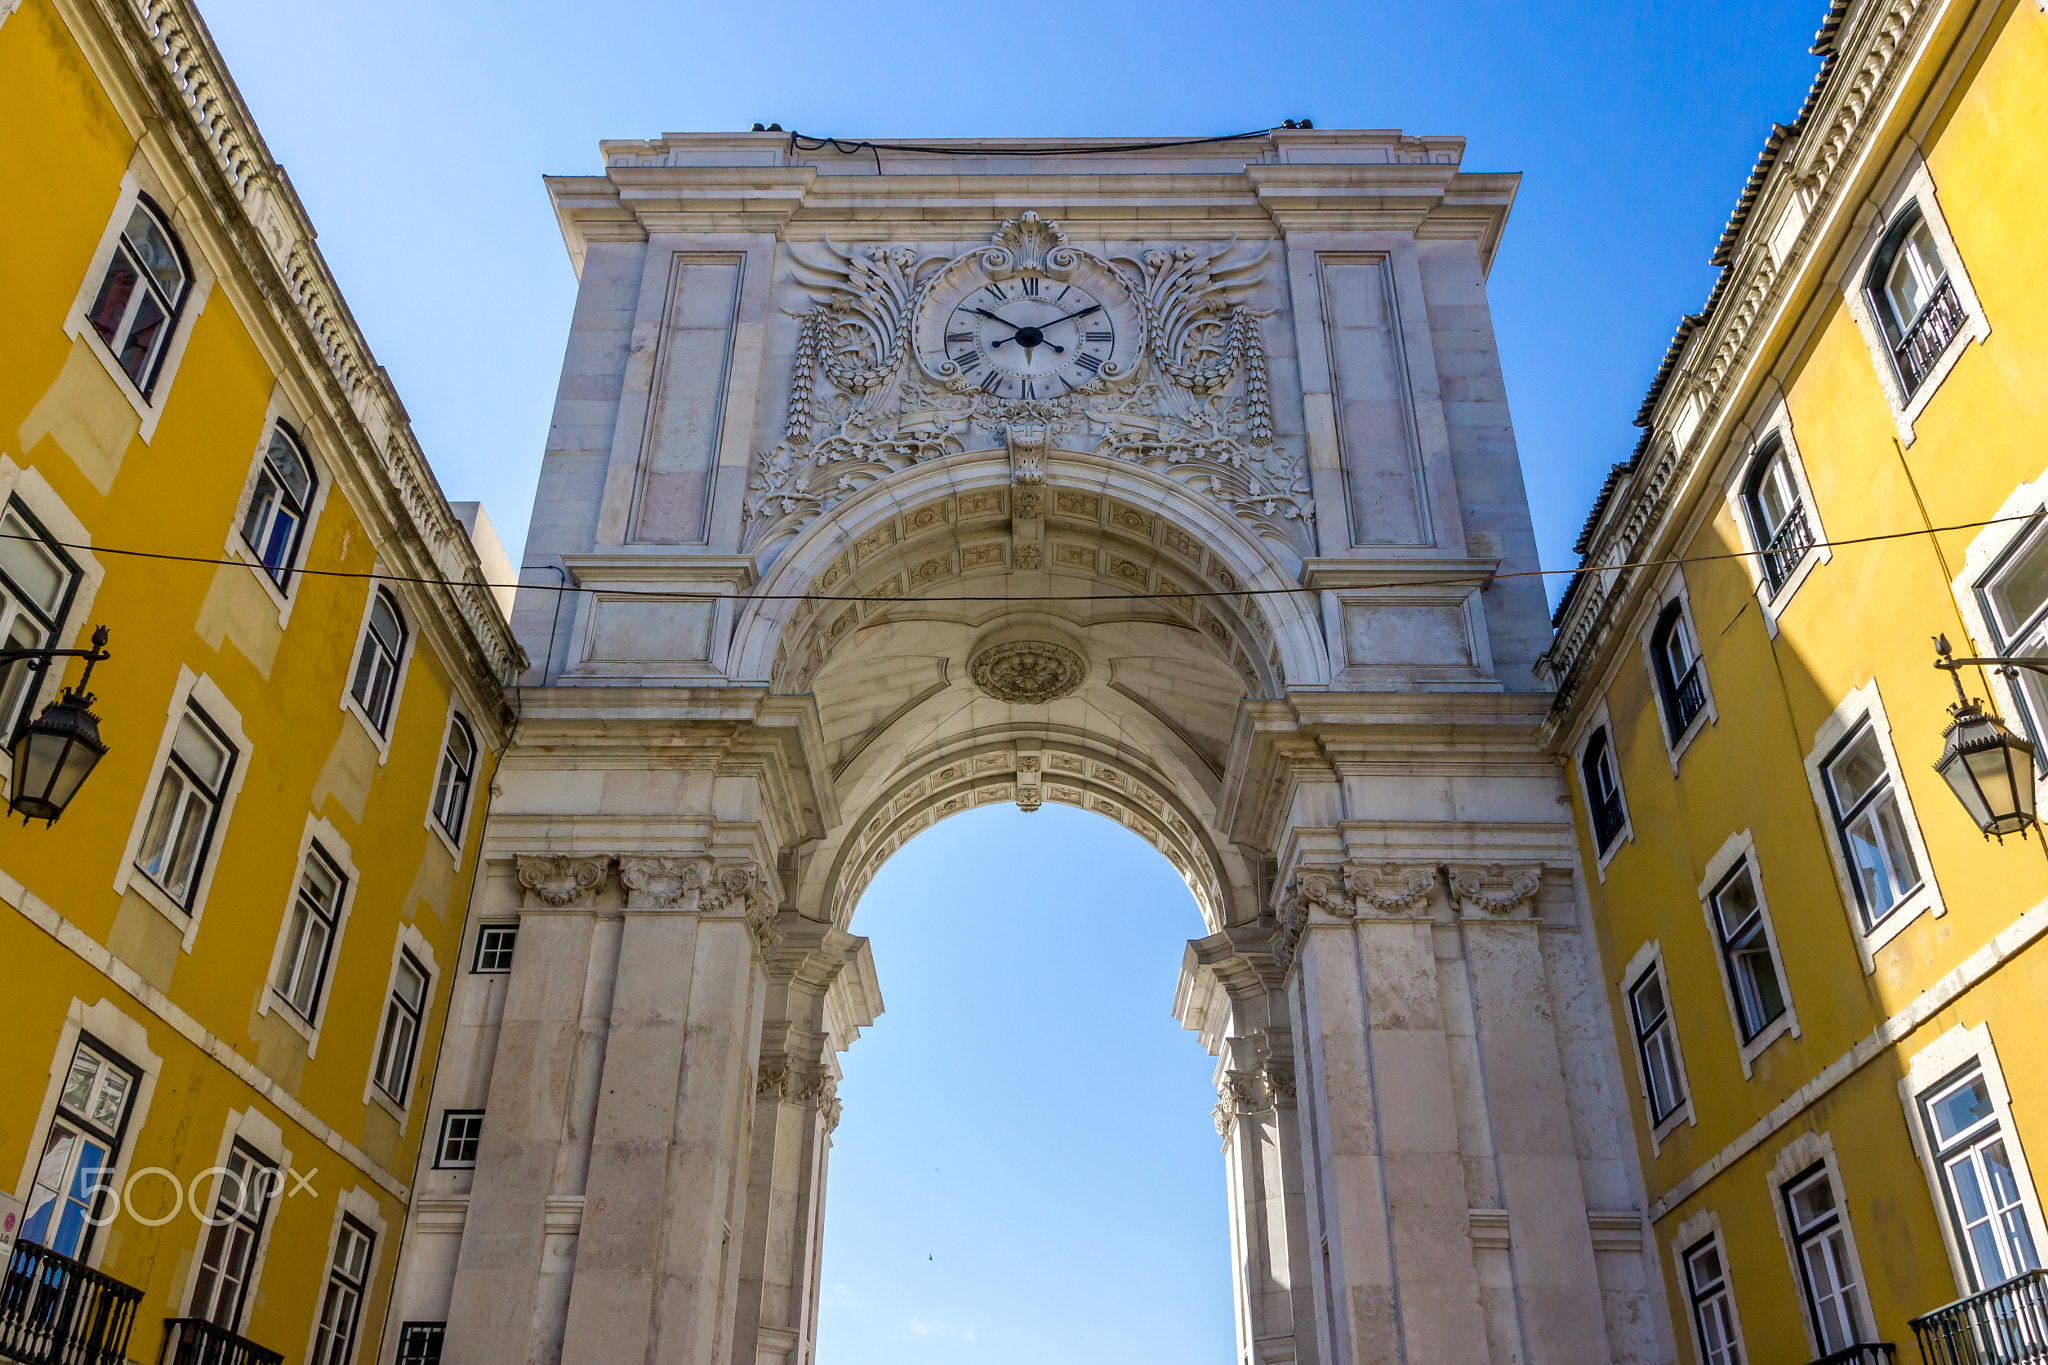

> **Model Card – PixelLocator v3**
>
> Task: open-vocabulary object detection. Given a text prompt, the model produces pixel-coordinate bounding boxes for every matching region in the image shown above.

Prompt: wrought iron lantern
[1933,634,2040,841]
[5,625,111,825]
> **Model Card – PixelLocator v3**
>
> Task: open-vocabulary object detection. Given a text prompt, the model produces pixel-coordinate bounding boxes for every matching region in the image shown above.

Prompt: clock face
[939,276,1117,400]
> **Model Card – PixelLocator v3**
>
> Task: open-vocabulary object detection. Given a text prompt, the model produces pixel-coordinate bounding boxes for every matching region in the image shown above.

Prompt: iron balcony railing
[0,1239,143,1365]
[157,1318,284,1365]
[1911,1269,2048,1364]
[1762,499,1816,594]
[1895,275,1967,395]
[1669,662,1707,736]
[1591,786,1628,849]
[1811,1343,1896,1365]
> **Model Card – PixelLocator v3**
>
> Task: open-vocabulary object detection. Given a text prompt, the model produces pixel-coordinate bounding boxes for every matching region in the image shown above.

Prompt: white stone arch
[729,447,1332,691]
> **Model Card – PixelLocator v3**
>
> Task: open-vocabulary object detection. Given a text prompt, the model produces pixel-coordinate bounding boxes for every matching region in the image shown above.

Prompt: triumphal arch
[386,129,1668,1365]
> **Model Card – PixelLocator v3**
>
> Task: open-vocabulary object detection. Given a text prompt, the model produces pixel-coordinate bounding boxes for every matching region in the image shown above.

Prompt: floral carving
[516,854,609,907]
[617,855,708,910]
[968,640,1087,705]
[1273,867,1348,969]
[699,863,785,957]
[1343,862,1437,915]
[1447,864,1544,919]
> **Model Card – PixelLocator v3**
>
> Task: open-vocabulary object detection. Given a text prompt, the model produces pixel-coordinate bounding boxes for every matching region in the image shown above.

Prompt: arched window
[86,195,190,396]
[432,716,477,841]
[1651,602,1706,739]
[1741,438,1812,594]
[1865,204,1963,394]
[1581,727,1627,853]
[350,590,407,733]
[240,422,317,588]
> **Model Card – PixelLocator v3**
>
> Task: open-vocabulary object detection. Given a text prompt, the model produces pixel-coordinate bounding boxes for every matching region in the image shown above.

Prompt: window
[239,423,316,588]
[1923,1068,2042,1289]
[1866,204,1966,396]
[436,1111,483,1168]
[1683,1238,1745,1365]
[349,589,406,734]
[1628,965,1687,1125]
[85,197,190,396]
[432,716,476,841]
[19,1039,138,1259]
[1976,518,2048,770]
[373,950,429,1104]
[1708,861,1786,1043]
[472,924,517,974]
[1651,602,1706,740]
[0,501,81,736]
[135,706,236,908]
[274,846,346,1022]
[396,1323,445,1365]
[189,1143,276,1330]
[1784,1166,1868,1353]
[309,1217,374,1365]
[1741,440,1813,595]
[1582,728,1627,852]
[1821,723,1923,930]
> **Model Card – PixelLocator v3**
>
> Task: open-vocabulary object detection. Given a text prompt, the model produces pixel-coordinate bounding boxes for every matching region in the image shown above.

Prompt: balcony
[0,1239,143,1365]
[1911,1270,2048,1364]
[1813,1346,1897,1365]
[1894,275,1967,395]
[1761,498,1815,594]
[157,1318,283,1365]
[1668,662,1707,737]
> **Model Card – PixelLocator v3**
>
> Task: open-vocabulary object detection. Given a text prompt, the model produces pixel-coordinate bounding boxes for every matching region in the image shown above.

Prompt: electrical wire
[785,126,1291,175]
[4,511,2037,608]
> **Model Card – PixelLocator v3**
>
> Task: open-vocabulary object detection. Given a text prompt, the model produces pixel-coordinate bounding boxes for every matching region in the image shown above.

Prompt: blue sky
[190,0,1835,1356]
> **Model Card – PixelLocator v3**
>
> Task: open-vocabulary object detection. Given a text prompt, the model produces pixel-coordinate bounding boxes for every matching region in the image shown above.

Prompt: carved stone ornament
[516,854,609,907]
[1272,868,1349,969]
[758,1060,842,1131]
[699,863,785,957]
[617,855,708,910]
[1212,1069,1275,1135]
[1343,862,1438,915]
[968,640,1087,705]
[745,216,1310,557]
[1447,864,1544,919]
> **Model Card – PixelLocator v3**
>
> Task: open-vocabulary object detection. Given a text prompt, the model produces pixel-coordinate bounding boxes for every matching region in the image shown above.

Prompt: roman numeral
[1020,378,1035,399]
[954,350,982,373]
[979,370,1004,394]
[1083,330,1114,343]
[946,331,974,344]
[1075,352,1102,373]
[1056,286,1072,302]
[1059,375,1075,394]
[984,284,1006,302]
[1021,276,1039,296]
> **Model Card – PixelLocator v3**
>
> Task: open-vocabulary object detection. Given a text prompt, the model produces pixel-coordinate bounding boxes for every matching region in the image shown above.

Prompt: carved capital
[701,863,784,957]
[1447,863,1544,920]
[617,855,709,910]
[1213,1069,1276,1134]
[515,854,609,907]
[1002,409,1053,486]
[1272,866,1347,969]
[1342,862,1437,915]
[758,1059,841,1129]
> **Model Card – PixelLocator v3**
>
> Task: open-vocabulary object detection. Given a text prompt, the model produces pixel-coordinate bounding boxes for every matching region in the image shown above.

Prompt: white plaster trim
[218,389,337,628]
[176,1108,291,1326]
[1839,154,1991,443]
[1668,1212,1751,1365]
[0,458,107,794]
[1764,1130,1876,1358]
[1720,400,1832,638]
[1801,678,1946,970]
[1635,566,1717,772]
[9,999,162,1272]
[1650,887,2048,1223]
[1899,1023,2048,1299]
[1570,696,1633,879]
[1696,829,1799,1076]
[3,863,409,1199]
[300,1184,389,1365]
[421,703,471,862]
[109,667,252,950]
[362,924,438,1123]
[337,573,419,765]
[1952,476,2048,819]
[61,162,214,442]
[1620,939,1696,1155]
[255,814,362,1056]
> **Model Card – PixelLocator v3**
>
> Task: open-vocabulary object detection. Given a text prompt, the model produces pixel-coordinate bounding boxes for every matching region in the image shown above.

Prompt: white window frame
[177,1108,290,1332]
[0,497,83,738]
[1571,698,1633,878]
[1840,155,1990,441]
[302,1184,387,1365]
[0,460,104,796]
[62,165,214,439]
[1955,494,2048,822]
[256,814,362,1053]
[111,668,252,948]
[1901,1024,2048,1298]
[1766,1132,1875,1359]
[471,921,517,974]
[222,390,334,626]
[1696,830,1798,1076]
[9,1001,160,1272]
[1670,1210,1750,1365]
[425,704,480,859]
[1722,403,1831,635]
[1620,940,1695,1152]
[339,578,417,762]
[1802,679,1946,968]
[364,925,438,1122]
[1636,569,1717,771]
[434,1111,484,1170]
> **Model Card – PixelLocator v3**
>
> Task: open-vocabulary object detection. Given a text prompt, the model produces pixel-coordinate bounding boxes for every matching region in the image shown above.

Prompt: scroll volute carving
[516,854,610,907]
[1447,863,1544,920]
[1343,862,1438,916]
[617,855,711,910]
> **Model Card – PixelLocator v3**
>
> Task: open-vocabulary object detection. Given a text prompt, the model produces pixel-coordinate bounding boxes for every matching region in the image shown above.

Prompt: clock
[912,241,1140,400]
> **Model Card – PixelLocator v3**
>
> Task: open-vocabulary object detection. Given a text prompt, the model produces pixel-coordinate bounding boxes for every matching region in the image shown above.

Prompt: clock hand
[971,306,1066,354]
[1039,303,1103,328]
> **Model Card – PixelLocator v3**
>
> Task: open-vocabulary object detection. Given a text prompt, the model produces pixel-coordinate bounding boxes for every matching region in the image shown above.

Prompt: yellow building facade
[1543,0,2048,1361]
[0,1,523,1363]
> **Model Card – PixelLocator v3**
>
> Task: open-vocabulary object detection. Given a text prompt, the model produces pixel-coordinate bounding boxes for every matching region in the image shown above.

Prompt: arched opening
[818,803,1233,1365]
